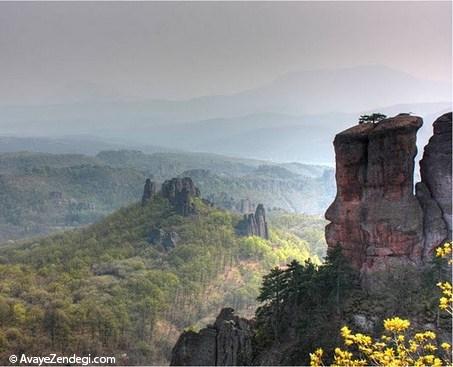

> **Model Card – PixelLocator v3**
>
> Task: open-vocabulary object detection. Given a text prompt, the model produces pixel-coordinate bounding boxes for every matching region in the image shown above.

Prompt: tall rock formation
[254,204,269,239]
[325,115,425,272]
[170,308,254,366]
[161,177,200,216]
[141,178,157,205]
[169,112,452,366]
[416,112,452,257]
[237,204,269,239]
[326,113,452,273]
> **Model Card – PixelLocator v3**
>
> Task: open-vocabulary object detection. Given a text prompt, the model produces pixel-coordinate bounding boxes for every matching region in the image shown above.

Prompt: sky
[0,1,451,104]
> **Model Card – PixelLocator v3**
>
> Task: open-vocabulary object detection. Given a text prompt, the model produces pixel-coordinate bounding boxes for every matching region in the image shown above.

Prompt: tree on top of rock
[358,113,387,124]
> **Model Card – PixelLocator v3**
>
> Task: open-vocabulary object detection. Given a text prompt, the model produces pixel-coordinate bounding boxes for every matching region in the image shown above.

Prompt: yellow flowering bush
[383,317,411,333]
[435,242,452,261]
[310,319,450,366]
[437,242,453,315]
[310,243,453,366]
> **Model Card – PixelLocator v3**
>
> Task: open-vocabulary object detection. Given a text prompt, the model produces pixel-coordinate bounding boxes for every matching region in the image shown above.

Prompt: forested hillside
[0,153,145,242]
[251,248,451,365]
[0,191,326,364]
[0,150,333,242]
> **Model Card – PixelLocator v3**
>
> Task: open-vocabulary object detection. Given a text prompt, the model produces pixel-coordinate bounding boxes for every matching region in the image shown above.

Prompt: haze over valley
[1,67,450,164]
[0,2,451,366]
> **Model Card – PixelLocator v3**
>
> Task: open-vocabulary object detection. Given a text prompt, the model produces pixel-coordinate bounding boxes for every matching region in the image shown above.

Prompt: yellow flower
[432,357,443,367]
[309,252,453,367]
[424,354,435,364]
[425,343,437,352]
[383,317,411,333]
[409,340,419,353]
[310,348,324,367]
[340,326,351,339]
[436,242,452,258]
[438,282,452,292]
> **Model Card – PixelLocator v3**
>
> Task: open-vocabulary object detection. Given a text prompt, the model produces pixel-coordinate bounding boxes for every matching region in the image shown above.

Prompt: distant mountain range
[0,135,177,156]
[1,102,448,165]
[0,65,450,164]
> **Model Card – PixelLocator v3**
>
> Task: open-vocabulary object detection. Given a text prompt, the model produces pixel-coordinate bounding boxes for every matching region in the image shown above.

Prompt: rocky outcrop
[237,204,269,239]
[171,327,217,366]
[254,204,269,239]
[141,178,157,205]
[161,177,200,216]
[415,182,448,259]
[148,228,179,250]
[326,115,425,272]
[326,112,453,273]
[416,112,452,257]
[170,308,253,366]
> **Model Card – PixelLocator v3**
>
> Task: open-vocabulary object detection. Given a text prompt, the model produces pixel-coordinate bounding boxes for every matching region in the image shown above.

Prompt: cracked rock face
[325,115,425,272]
[415,182,448,259]
[417,112,452,255]
[170,328,217,366]
[326,113,452,273]
[148,228,179,250]
[141,179,157,205]
[236,204,269,239]
[161,177,200,216]
[170,308,254,366]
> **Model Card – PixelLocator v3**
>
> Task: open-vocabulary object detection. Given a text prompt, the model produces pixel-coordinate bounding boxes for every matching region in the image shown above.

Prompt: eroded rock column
[326,115,424,272]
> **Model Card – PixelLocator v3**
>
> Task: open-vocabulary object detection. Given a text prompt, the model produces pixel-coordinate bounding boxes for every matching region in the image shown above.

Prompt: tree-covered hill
[0,150,334,243]
[0,163,145,242]
[184,168,334,215]
[0,193,326,364]
[0,152,100,174]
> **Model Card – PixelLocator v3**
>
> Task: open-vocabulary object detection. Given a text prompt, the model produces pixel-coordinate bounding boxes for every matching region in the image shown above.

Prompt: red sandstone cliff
[326,113,452,273]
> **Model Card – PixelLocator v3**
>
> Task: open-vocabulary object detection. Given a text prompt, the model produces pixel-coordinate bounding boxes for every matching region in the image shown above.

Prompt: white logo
[9,355,18,364]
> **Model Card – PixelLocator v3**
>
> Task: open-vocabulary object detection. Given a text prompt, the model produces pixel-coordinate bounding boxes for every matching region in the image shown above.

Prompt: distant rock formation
[170,308,253,366]
[254,204,269,239]
[416,112,452,258]
[141,178,157,205]
[161,177,200,216]
[237,204,269,239]
[148,228,179,251]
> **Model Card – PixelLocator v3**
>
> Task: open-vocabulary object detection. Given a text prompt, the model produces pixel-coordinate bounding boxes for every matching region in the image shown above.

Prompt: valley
[0,3,451,365]
[0,150,333,243]
[0,178,326,364]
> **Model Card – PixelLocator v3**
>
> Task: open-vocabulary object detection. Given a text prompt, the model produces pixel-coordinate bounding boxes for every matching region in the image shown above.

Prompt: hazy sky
[0,1,451,104]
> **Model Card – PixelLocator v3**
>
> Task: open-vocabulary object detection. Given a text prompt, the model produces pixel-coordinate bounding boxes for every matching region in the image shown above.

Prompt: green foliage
[188,168,335,215]
[268,212,328,260]
[0,159,145,241]
[254,247,451,366]
[0,151,333,243]
[0,195,324,364]
[254,248,360,363]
